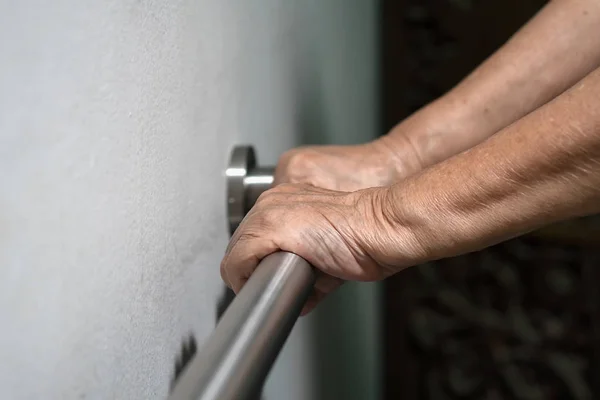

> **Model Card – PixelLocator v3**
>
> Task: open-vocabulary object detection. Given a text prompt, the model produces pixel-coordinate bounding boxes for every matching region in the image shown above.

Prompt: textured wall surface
[0,1,378,399]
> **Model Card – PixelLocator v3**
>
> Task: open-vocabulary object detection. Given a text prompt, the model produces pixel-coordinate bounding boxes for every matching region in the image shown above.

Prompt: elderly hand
[274,140,411,191]
[221,139,423,314]
[220,184,421,314]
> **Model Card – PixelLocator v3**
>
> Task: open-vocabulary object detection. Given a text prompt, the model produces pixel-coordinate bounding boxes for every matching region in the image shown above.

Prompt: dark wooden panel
[378,1,600,398]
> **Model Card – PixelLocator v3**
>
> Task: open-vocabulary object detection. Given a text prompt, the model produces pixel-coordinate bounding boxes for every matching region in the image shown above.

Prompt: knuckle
[256,209,280,228]
[287,149,318,171]
[276,148,319,181]
[255,184,295,205]
[243,209,278,234]
[275,183,297,192]
[276,150,300,172]
[255,187,279,205]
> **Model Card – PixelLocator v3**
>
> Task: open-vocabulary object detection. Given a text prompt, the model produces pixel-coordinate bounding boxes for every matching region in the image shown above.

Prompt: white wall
[0,1,379,399]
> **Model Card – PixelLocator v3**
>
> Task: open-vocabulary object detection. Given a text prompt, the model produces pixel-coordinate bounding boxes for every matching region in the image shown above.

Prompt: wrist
[350,186,428,278]
[375,170,482,269]
[379,93,496,172]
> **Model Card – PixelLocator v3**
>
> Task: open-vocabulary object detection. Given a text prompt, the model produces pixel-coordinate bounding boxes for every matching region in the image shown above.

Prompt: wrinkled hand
[221,139,423,314]
[274,140,404,191]
[220,184,405,315]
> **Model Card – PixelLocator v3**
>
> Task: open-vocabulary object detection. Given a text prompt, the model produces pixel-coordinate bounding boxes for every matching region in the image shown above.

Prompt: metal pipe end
[226,145,275,235]
[226,145,257,235]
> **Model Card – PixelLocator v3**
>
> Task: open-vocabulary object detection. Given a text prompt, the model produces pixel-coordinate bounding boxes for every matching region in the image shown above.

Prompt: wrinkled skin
[221,140,416,314]
[220,184,410,315]
[222,0,600,316]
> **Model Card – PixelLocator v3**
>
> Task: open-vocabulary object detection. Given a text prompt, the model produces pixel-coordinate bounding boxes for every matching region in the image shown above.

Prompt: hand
[274,139,411,191]
[220,184,418,315]
[221,138,423,314]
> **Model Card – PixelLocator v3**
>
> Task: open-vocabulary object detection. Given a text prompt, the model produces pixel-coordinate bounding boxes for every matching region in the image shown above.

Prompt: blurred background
[381,1,600,399]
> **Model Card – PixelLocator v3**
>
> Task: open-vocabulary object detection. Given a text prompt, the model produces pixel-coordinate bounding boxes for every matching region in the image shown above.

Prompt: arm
[276,0,600,192]
[380,0,600,175]
[221,66,600,313]
[375,66,600,268]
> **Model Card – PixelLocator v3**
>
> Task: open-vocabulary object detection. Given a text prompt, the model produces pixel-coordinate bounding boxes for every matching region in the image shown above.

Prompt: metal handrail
[168,252,315,400]
[168,146,314,400]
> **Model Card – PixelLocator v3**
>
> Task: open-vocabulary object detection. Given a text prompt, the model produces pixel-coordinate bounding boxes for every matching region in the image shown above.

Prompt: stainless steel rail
[168,146,314,400]
[169,252,314,400]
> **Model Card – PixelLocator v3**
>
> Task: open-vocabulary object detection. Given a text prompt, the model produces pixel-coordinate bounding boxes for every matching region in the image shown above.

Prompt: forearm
[222,65,600,304]
[382,66,600,268]
[380,0,600,174]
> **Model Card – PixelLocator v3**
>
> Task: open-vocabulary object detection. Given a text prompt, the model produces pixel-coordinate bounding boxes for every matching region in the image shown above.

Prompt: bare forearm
[383,66,600,267]
[381,0,600,174]
[222,3,600,308]
[223,66,600,308]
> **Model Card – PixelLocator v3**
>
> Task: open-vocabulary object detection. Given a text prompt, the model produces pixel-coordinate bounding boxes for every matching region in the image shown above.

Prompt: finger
[224,207,260,258]
[221,234,279,293]
[300,274,344,316]
[314,272,344,294]
[300,290,327,316]
[221,214,257,288]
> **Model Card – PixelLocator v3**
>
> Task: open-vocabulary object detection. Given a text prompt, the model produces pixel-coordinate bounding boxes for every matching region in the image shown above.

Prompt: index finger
[220,232,279,293]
